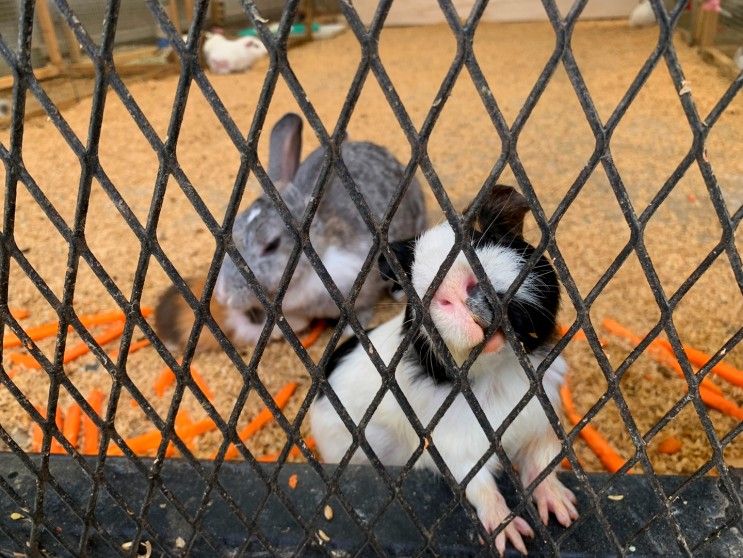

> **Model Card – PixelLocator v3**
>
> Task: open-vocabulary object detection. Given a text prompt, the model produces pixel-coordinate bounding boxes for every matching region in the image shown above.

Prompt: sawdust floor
[1,20,741,479]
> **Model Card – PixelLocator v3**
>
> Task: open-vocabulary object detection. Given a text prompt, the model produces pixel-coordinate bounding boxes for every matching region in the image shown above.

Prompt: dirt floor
[1,20,741,478]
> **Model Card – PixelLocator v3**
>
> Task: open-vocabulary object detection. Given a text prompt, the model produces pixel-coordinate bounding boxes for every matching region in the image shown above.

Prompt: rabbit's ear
[378,238,416,287]
[268,113,302,187]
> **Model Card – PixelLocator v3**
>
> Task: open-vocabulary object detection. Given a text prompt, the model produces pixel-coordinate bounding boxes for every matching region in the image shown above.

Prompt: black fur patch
[317,326,377,398]
[378,239,416,289]
[399,185,560,384]
[475,233,560,353]
[402,305,452,384]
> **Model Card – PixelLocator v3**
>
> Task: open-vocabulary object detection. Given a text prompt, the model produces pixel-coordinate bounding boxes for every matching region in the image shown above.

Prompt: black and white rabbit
[212,113,427,346]
[310,185,577,555]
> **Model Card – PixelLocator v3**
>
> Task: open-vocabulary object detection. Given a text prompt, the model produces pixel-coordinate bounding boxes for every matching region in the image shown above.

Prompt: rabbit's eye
[263,237,281,255]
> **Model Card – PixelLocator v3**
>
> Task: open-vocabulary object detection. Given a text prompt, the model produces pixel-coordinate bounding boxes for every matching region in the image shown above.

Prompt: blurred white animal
[629,1,656,27]
[202,32,267,75]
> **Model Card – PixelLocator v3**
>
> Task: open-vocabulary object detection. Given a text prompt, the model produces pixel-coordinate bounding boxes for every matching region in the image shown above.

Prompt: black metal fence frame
[0,0,741,555]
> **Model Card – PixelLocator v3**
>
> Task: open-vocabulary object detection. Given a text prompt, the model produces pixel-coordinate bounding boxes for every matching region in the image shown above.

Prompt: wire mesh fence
[0,0,741,556]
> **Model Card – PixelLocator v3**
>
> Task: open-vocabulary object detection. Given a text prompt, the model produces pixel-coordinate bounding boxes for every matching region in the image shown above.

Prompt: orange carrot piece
[177,418,219,439]
[3,322,60,349]
[256,437,318,463]
[63,403,82,449]
[154,364,214,400]
[8,353,40,367]
[109,338,151,360]
[556,324,607,346]
[657,437,682,455]
[110,417,219,457]
[300,320,327,349]
[290,437,317,458]
[699,387,743,421]
[288,473,298,489]
[62,322,126,365]
[189,365,214,400]
[602,318,722,395]
[7,322,126,370]
[223,383,298,460]
[560,382,626,473]
[3,307,153,349]
[108,431,161,456]
[256,451,281,462]
[166,410,195,457]
[154,367,176,397]
[655,339,743,389]
[31,406,44,452]
[560,457,572,470]
[50,408,65,454]
[9,309,30,320]
[82,389,105,455]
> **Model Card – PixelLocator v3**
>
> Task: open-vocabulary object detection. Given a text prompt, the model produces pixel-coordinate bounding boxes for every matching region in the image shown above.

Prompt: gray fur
[215,113,427,341]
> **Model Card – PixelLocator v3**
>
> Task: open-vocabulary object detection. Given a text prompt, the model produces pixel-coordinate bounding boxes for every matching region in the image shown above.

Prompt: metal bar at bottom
[0,456,740,556]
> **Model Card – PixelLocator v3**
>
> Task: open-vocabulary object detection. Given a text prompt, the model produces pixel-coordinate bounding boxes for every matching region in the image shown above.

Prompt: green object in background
[238,22,320,37]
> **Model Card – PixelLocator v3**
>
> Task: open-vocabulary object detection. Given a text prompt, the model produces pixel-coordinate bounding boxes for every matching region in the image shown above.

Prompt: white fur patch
[412,222,538,305]
[245,207,262,225]
[310,310,567,478]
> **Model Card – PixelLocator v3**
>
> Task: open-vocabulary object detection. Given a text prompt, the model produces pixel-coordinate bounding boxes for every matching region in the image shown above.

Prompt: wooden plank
[183,0,194,26]
[696,8,719,48]
[60,21,82,63]
[35,0,63,66]
[168,0,181,33]
[304,0,315,39]
[699,47,740,81]
[66,62,179,79]
[0,64,61,91]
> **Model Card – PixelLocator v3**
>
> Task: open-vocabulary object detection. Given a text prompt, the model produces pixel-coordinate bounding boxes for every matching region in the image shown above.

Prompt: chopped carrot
[153,363,213,399]
[109,338,151,359]
[290,436,317,457]
[288,473,298,489]
[63,403,82,449]
[601,318,722,395]
[82,389,105,455]
[560,457,572,469]
[50,407,65,454]
[655,339,743,389]
[300,320,327,349]
[556,324,607,346]
[154,367,176,397]
[698,387,743,421]
[7,322,126,369]
[255,437,318,463]
[9,309,30,320]
[166,410,195,457]
[3,307,153,349]
[256,451,281,462]
[223,383,298,460]
[189,365,214,400]
[8,353,40,367]
[31,406,44,452]
[177,417,219,439]
[657,437,682,455]
[62,322,126,365]
[3,322,60,349]
[110,416,219,457]
[108,430,161,456]
[560,381,626,473]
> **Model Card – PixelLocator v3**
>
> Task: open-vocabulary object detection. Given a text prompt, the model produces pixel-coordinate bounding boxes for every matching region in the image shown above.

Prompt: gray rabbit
[207,113,426,346]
